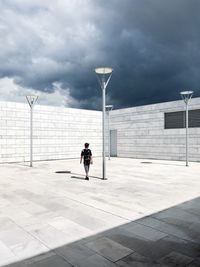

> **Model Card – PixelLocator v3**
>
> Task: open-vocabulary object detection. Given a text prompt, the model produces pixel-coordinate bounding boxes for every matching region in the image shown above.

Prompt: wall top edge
[111,97,200,114]
[0,100,101,114]
[1,96,200,114]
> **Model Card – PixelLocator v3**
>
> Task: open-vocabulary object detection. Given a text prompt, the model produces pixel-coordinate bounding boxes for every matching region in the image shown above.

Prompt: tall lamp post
[26,95,38,167]
[106,105,113,160]
[180,91,193,166]
[95,67,113,180]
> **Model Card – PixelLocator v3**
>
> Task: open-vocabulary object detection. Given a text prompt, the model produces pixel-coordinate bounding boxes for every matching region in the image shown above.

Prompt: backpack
[82,149,91,163]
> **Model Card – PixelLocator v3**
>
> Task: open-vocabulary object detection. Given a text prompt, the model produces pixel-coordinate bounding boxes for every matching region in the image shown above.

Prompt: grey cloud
[0,0,200,110]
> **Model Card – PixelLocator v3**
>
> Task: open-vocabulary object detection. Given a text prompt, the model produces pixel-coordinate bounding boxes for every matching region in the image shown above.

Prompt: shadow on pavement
[55,171,71,174]
[70,173,103,180]
[71,176,85,180]
[3,197,200,267]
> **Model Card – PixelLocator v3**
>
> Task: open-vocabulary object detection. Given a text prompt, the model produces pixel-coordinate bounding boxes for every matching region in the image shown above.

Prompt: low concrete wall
[0,101,102,163]
[109,98,200,162]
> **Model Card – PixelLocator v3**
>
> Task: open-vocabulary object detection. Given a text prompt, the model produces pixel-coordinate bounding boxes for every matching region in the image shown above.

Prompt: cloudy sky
[0,0,200,110]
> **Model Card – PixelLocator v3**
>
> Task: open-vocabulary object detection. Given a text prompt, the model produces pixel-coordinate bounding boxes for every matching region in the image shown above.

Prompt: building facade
[109,97,200,162]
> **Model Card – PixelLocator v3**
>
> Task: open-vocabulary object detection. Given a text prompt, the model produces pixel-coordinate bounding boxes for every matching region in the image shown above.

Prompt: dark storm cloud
[0,0,200,109]
[95,0,200,108]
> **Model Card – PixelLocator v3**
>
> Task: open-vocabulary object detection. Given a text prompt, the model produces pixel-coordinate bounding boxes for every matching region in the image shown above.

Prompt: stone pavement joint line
[0,157,199,266]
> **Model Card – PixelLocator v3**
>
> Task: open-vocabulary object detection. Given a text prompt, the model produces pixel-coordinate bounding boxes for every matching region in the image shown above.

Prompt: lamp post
[95,67,113,180]
[180,91,193,166]
[26,95,38,167]
[106,105,113,160]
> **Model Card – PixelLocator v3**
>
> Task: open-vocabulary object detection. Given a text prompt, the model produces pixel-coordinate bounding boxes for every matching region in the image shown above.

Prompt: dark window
[189,109,200,127]
[164,109,200,129]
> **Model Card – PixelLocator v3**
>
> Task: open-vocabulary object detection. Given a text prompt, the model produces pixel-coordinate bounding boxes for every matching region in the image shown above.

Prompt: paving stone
[0,217,19,231]
[0,256,22,267]
[116,261,168,267]
[78,232,105,245]
[28,255,72,267]
[158,251,193,266]
[153,207,200,225]
[178,198,200,216]
[85,237,133,262]
[47,216,93,244]
[26,224,72,249]
[55,207,110,231]
[120,222,167,241]
[0,228,37,248]
[0,240,16,260]
[116,252,161,267]
[106,226,171,261]
[24,251,56,264]
[11,239,49,260]
[3,262,27,267]
[18,201,48,216]
[75,253,118,267]
[55,243,95,265]
[138,216,200,243]
[154,235,200,260]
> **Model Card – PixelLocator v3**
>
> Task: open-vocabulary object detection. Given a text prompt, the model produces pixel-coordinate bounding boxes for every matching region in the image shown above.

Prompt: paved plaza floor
[0,157,199,267]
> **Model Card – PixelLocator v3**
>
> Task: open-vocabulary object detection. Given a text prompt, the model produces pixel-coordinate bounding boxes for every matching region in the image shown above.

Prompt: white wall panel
[0,101,102,163]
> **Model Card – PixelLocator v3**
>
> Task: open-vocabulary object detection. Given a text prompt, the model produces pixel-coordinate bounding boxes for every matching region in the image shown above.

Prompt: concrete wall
[0,101,102,163]
[1,97,200,163]
[109,98,200,162]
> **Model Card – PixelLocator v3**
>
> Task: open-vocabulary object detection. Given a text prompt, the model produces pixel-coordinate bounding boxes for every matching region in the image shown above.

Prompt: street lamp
[180,90,193,166]
[106,105,113,160]
[95,67,113,180]
[26,95,38,167]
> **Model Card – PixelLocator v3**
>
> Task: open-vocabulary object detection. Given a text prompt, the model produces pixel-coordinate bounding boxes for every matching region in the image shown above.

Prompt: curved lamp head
[180,90,193,104]
[26,95,38,108]
[106,105,113,111]
[180,90,193,97]
[95,67,113,74]
[95,67,113,90]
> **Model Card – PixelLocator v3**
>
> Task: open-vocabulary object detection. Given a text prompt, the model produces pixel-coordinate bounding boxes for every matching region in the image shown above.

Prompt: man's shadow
[70,173,102,180]
[55,171,103,180]
[71,175,85,180]
[55,171,71,173]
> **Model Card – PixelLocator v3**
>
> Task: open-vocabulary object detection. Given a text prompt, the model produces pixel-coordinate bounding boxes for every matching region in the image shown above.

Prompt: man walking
[80,143,93,180]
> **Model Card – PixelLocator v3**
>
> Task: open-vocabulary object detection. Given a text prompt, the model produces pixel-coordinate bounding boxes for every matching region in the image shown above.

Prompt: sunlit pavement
[0,157,199,266]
